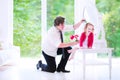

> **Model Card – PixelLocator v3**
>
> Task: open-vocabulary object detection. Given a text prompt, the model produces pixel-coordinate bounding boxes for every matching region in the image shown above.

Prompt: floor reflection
[0,65,20,80]
[0,58,120,80]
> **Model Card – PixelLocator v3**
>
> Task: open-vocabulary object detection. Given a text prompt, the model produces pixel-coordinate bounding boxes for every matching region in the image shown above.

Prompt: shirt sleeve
[48,31,61,48]
[88,32,94,47]
[79,32,86,47]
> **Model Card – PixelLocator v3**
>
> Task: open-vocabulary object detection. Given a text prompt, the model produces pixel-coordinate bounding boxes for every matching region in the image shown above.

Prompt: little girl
[80,23,94,48]
[68,23,94,60]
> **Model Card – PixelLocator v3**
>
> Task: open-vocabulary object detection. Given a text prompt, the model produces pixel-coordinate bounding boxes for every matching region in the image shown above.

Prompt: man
[36,16,85,73]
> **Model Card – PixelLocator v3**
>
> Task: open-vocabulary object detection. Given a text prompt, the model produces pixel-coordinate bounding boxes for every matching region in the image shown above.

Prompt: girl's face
[86,24,94,34]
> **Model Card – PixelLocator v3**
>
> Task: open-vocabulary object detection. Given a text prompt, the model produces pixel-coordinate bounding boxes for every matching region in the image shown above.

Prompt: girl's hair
[84,23,94,32]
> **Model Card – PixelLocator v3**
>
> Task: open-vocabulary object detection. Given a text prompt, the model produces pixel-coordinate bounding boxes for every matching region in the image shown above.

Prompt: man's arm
[73,19,86,30]
[58,41,79,48]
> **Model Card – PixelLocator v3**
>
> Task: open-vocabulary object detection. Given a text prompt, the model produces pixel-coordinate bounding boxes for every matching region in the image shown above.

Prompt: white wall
[0,0,13,48]
[74,0,100,39]
[41,0,47,45]
[74,0,107,47]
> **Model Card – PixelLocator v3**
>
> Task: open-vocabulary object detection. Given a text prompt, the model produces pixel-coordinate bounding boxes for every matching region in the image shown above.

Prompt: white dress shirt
[42,25,74,57]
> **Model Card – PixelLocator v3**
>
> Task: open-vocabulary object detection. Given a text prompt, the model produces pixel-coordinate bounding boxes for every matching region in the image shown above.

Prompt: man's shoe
[57,69,70,73]
[36,63,39,70]
[36,60,42,70]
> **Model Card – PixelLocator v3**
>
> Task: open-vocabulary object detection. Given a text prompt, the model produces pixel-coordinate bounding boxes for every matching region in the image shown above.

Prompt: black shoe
[36,63,39,70]
[57,69,70,73]
[36,60,42,70]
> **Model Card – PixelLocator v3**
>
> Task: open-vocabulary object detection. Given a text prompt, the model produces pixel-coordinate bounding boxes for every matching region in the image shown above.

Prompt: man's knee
[65,46,72,50]
[49,65,56,73]
[64,47,72,53]
[50,69,56,73]
[49,67,56,73]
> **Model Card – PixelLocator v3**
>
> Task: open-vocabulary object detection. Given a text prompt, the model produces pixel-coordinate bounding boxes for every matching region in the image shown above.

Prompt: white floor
[0,57,120,80]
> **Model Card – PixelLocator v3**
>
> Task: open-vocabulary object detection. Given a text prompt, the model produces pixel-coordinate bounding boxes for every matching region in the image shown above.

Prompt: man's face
[59,23,65,31]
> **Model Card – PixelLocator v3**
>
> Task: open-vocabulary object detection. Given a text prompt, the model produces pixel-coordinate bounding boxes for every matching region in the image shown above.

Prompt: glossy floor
[0,58,120,80]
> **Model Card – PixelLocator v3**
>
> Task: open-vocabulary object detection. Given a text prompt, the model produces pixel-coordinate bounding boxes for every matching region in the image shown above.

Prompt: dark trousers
[41,47,72,73]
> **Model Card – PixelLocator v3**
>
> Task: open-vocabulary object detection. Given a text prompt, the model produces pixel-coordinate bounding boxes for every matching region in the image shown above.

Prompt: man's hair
[54,16,65,26]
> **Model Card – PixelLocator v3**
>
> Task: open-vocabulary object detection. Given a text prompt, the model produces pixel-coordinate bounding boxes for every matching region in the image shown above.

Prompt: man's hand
[81,19,86,23]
